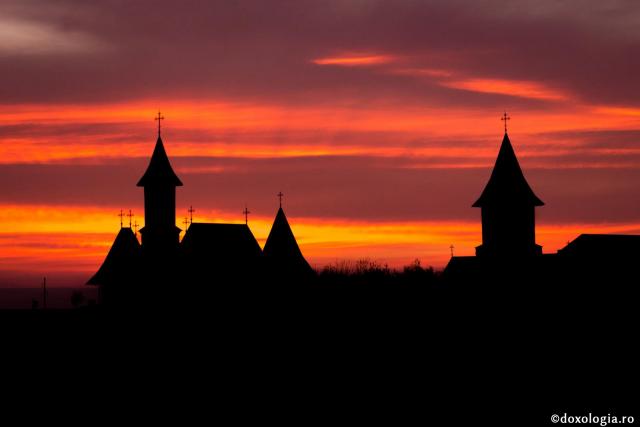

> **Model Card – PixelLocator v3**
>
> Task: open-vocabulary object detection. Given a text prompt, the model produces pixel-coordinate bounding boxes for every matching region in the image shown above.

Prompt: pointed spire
[188,206,195,224]
[137,114,182,187]
[243,205,250,225]
[87,227,141,286]
[501,111,510,134]
[263,206,312,273]
[473,133,543,207]
[155,111,164,137]
[118,209,125,228]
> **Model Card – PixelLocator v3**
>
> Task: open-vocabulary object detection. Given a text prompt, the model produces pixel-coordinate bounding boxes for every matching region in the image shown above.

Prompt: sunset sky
[2,0,640,286]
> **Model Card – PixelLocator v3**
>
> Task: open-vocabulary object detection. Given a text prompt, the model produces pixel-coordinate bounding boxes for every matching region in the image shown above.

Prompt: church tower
[263,193,314,278]
[137,112,183,254]
[473,117,544,257]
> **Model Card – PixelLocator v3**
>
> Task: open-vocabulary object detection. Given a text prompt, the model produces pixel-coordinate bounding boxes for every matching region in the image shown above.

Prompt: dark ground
[1,262,637,424]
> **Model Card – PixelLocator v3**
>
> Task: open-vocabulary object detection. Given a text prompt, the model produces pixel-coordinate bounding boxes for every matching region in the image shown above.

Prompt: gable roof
[473,133,543,207]
[181,223,262,261]
[137,136,183,187]
[558,234,640,257]
[87,228,141,285]
[264,207,312,272]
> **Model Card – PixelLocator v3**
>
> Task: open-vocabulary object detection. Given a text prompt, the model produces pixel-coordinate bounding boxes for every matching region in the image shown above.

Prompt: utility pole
[42,277,47,310]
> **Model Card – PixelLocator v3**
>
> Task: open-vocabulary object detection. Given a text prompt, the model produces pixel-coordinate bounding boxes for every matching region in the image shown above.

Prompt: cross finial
[127,210,134,228]
[243,205,251,225]
[117,209,125,228]
[277,192,284,208]
[182,216,189,233]
[155,111,165,137]
[450,244,455,257]
[501,111,510,133]
[188,206,195,224]
[133,220,139,236]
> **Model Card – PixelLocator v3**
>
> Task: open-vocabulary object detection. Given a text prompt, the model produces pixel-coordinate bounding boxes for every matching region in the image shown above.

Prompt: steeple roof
[264,207,312,272]
[87,228,141,286]
[473,133,544,207]
[137,136,183,187]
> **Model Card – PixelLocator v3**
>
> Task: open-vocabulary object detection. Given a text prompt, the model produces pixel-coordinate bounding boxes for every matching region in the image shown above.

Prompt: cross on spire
[127,210,134,228]
[450,244,455,257]
[155,111,165,137]
[501,111,510,133]
[243,205,251,225]
[277,192,284,208]
[117,209,125,228]
[188,206,195,224]
[133,220,139,236]
[182,216,189,232]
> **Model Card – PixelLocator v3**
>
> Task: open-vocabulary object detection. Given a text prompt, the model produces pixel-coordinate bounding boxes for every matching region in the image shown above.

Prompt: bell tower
[137,112,183,254]
[473,117,544,257]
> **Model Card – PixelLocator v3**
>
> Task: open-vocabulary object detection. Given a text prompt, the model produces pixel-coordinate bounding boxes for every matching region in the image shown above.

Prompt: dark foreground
[2,267,637,425]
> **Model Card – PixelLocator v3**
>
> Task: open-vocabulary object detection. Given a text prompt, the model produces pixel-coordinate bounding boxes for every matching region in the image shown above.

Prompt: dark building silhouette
[181,223,263,283]
[553,233,640,286]
[445,125,640,289]
[473,132,543,257]
[87,227,141,304]
[558,234,640,260]
[88,119,313,305]
[137,135,183,255]
[444,128,547,284]
[264,207,314,279]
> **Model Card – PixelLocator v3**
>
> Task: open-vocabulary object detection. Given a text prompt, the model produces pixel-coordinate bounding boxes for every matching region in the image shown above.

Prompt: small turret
[473,120,544,257]
[137,112,183,254]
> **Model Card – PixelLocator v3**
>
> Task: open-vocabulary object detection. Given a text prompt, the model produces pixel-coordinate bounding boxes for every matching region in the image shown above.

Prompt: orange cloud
[390,67,453,78]
[312,54,395,66]
[2,101,638,165]
[440,78,568,101]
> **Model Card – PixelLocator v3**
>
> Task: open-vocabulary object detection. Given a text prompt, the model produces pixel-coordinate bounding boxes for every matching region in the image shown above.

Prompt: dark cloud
[534,129,640,150]
[1,0,639,106]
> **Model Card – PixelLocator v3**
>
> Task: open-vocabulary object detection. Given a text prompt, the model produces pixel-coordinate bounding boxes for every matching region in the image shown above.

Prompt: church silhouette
[87,112,640,306]
[88,116,314,306]
[445,119,640,288]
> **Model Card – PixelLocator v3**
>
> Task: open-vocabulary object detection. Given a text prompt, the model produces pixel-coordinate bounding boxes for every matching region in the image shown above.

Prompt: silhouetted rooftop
[264,207,312,272]
[558,234,640,257]
[181,222,262,261]
[137,136,183,187]
[87,228,140,285]
[473,133,543,207]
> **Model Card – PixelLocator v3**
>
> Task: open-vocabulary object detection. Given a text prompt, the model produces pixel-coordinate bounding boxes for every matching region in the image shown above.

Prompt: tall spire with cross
[182,217,189,234]
[243,205,251,225]
[155,111,164,137]
[118,209,125,228]
[473,118,544,257]
[501,111,510,134]
[188,206,195,224]
[127,210,134,228]
[264,192,314,276]
[137,112,183,253]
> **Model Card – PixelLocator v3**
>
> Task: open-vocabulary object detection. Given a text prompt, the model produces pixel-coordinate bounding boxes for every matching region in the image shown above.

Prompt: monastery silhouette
[445,116,640,287]
[87,113,640,306]
[88,114,313,306]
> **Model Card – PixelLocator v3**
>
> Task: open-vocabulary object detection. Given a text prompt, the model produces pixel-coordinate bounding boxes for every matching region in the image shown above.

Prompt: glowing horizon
[2,1,640,285]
